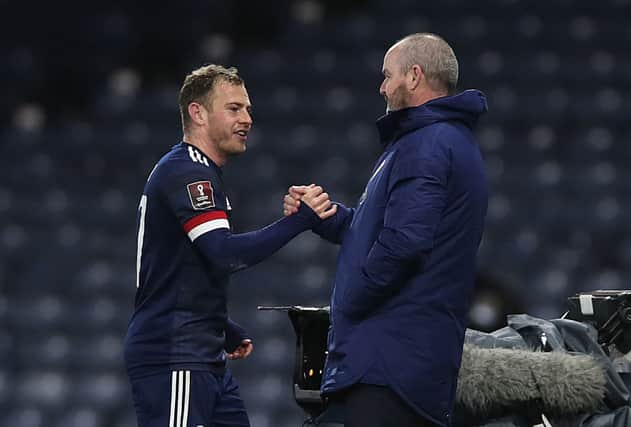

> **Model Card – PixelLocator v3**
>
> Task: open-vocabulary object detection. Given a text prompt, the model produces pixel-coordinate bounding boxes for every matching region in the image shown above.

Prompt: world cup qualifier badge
[187,181,215,210]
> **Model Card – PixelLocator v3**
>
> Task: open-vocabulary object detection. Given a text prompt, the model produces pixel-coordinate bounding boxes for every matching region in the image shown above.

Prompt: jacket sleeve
[338,141,450,318]
[225,317,251,353]
[311,202,354,244]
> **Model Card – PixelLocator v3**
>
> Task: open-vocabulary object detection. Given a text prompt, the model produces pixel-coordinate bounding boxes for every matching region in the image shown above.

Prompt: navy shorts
[130,369,250,427]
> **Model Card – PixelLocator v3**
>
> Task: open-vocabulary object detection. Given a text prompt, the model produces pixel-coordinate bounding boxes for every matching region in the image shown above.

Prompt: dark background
[1,0,630,425]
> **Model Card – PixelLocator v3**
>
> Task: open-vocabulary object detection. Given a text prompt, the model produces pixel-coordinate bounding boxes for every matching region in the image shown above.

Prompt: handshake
[283,185,337,220]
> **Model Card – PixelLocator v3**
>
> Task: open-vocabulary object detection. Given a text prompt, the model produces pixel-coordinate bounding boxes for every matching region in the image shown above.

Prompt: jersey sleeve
[160,163,231,242]
[225,317,251,352]
[154,158,322,274]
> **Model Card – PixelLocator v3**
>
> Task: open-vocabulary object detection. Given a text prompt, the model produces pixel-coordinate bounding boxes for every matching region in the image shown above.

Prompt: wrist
[293,203,321,227]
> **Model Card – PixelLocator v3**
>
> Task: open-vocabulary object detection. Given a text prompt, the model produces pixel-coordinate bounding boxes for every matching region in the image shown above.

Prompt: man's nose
[241,111,253,126]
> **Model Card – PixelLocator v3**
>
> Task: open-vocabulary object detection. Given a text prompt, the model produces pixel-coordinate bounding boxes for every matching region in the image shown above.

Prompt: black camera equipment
[565,290,631,354]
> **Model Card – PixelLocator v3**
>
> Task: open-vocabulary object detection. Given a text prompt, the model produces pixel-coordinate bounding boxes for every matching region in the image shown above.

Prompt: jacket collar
[376,89,488,146]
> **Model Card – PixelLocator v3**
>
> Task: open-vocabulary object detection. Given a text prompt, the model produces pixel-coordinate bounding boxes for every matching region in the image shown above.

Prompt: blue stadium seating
[2,0,631,425]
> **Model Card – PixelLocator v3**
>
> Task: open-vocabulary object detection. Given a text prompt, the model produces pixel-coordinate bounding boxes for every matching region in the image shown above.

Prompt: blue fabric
[319,90,489,427]
[130,369,250,427]
[125,141,319,380]
[225,318,250,353]
[125,142,235,379]
[312,202,355,244]
[195,203,320,274]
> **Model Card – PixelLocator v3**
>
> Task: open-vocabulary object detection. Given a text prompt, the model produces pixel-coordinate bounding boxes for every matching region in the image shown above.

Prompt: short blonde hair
[178,64,244,131]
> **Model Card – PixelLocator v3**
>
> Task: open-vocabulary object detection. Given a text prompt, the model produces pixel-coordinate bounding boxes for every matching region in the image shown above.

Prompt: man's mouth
[234,130,249,138]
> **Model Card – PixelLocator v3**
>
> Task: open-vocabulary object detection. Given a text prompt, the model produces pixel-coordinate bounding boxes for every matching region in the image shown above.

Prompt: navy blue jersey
[125,142,235,379]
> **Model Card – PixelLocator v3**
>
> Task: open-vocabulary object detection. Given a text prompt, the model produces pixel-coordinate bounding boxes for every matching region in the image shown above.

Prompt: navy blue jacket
[317,90,488,426]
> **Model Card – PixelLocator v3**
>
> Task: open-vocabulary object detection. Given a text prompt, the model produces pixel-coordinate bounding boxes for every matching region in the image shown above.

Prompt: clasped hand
[283,184,337,220]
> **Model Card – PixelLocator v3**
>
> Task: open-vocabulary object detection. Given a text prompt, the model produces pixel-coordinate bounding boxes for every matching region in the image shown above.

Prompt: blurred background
[2,0,631,425]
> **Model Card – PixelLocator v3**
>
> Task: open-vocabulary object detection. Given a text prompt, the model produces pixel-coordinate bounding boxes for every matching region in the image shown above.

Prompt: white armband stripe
[187,219,230,241]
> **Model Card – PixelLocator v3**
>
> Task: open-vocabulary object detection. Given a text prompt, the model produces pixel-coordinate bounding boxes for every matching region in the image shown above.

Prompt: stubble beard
[385,85,409,113]
[222,136,247,157]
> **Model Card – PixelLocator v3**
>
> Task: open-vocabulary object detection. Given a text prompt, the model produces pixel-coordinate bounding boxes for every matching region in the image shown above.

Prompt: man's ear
[188,102,207,127]
[408,64,424,90]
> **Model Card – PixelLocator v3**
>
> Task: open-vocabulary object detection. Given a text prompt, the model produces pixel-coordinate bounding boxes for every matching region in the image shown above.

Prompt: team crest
[187,181,215,210]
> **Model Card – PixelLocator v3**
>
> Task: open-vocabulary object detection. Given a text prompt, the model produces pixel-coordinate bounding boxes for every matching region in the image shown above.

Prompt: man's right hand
[284,185,337,220]
[283,185,309,216]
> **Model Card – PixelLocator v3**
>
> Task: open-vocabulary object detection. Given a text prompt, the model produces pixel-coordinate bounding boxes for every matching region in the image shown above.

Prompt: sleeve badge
[187,181,215,210]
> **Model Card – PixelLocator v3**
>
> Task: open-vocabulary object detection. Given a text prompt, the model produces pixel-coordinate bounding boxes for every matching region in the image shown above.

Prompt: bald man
[285,33,488,427]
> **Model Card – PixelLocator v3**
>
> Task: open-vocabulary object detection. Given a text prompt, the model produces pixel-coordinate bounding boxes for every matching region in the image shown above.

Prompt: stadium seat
[2,1,630,425]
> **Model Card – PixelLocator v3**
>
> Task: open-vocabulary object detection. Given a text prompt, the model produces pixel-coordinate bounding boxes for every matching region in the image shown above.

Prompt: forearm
[339,175,446,318]
[195,204,320,273]
[312,202,354,244]
[340,228,429,318]
[364,227,429,286]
